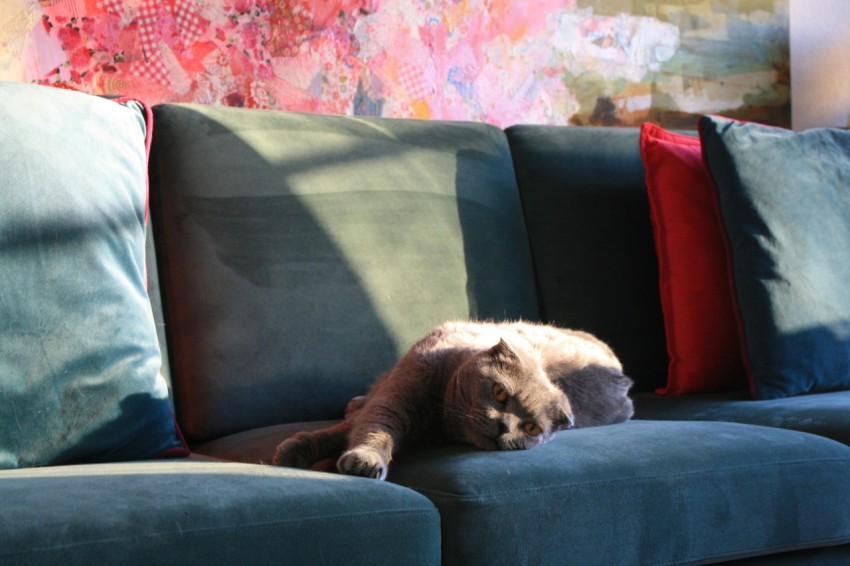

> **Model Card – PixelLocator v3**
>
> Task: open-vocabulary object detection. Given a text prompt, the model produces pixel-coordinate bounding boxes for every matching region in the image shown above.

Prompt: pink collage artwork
[7,0,790,128]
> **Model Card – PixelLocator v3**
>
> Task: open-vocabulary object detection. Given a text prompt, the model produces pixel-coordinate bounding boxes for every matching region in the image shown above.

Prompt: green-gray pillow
[0,83,187,468]
[700,115,850,399]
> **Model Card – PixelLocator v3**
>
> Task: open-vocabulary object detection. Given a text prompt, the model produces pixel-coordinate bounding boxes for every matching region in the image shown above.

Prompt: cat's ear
[487,339,518,366]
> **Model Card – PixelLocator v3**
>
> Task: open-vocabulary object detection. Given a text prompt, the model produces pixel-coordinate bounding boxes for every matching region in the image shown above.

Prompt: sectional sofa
[3,82,850,565]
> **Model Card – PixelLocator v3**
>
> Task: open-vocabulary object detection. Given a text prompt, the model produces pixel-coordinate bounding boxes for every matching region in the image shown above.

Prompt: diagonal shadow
[148,104,538,443]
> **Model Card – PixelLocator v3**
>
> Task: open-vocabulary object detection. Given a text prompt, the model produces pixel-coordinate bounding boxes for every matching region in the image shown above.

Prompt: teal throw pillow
[0,83,187,468]
[700,115,850,399]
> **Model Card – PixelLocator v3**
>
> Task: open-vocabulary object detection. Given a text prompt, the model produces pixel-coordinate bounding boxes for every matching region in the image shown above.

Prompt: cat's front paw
[337,447,388,480]
[273,433,315,469]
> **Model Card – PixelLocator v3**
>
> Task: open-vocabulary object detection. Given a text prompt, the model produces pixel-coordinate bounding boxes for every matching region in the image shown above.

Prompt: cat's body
[273,321,633,480]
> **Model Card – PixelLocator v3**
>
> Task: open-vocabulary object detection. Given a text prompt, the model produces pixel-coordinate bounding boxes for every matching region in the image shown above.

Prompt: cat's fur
[273,321,633,480]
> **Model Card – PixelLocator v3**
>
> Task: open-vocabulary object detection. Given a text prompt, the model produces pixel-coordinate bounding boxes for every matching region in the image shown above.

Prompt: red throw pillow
[639,123,747,394]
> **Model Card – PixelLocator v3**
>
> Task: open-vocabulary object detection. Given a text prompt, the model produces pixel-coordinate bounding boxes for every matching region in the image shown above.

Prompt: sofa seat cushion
[633,390,850,446]
[386,420,850,566]
[0,460,440,565]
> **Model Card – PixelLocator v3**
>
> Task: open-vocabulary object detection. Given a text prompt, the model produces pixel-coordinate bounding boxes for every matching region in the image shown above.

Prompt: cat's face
[443,339,574,451]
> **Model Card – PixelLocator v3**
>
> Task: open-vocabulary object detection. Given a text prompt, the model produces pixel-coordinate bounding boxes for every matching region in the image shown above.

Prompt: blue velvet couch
[3,84,850,565]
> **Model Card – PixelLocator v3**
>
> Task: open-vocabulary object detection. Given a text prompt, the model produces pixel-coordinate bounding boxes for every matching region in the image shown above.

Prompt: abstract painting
[0,0,789,127]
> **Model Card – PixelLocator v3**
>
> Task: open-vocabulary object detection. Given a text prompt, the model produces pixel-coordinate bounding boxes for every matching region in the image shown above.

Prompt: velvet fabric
[634,390,850,446]
[150,104,539,441]
[639,123,747,394]
[0,82,187,468]
[193,420,340,465]
[145,223,175,393]
[736,544,850,565]
[187,417,850,564]
[700,116,850,399]
[388,420,850,566]
[0,460,440,565]
[506,125,668,391]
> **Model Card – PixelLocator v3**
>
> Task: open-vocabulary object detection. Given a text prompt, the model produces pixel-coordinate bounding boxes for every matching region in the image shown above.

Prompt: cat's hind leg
[273,421,350,470]
[345,395,368,416]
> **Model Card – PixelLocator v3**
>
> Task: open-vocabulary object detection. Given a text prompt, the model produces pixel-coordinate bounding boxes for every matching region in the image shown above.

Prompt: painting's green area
[569,0,789,127]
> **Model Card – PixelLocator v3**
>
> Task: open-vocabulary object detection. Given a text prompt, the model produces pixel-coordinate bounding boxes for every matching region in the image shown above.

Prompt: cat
[273,320,634,480]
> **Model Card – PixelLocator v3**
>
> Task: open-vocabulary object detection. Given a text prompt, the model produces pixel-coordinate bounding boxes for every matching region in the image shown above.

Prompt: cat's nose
[497,420,509,435]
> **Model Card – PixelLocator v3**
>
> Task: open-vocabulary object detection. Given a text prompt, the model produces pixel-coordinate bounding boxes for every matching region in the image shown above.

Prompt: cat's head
[443,339,574,451]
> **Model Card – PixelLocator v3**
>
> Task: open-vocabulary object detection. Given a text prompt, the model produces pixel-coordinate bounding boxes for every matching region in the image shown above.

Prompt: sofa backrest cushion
[507,125,668,391]
[150,104,539,441]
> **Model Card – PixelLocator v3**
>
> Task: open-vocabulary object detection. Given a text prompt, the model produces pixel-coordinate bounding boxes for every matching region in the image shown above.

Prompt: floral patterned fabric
[3,1,789,127]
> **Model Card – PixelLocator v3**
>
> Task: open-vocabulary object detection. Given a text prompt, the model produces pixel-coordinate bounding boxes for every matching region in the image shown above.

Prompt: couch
[3,82,850,565]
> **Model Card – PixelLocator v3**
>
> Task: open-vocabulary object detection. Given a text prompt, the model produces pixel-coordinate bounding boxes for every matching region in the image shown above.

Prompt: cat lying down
[273,320,634,480]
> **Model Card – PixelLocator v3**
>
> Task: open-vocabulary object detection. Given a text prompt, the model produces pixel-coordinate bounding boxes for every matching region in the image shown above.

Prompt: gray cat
[273,320,633,480]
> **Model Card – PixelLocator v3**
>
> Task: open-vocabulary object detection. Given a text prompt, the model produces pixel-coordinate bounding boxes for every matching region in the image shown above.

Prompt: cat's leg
[554,366,634,428]
[337,434,394,480]
[337,396,427,480]
[336,355,434,480]
[273,420,350,469]
[345,395,368,416]
[338,402,400,480]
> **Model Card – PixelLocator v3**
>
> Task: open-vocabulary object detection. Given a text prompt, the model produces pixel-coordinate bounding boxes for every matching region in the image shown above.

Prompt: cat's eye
[523,422,542,437]
[492,383,509,403]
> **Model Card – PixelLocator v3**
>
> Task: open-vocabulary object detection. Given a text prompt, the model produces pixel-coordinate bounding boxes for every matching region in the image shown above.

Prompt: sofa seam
[504,127,548,323]
[645,535,850,566]
[404,457,850,500]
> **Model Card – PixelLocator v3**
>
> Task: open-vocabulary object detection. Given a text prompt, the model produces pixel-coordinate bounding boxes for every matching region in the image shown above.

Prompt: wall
[790,0,850,129]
